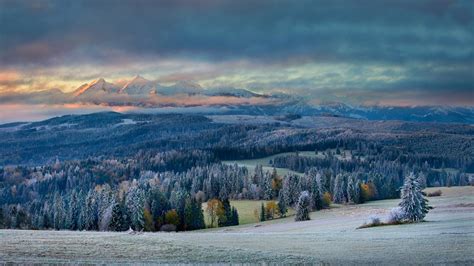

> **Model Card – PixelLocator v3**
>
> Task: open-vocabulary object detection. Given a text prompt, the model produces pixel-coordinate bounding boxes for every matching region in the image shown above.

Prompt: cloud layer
[0,0,473,106]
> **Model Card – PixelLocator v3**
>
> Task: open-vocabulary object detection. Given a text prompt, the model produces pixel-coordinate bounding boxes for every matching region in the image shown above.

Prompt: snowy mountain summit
[73,78,120,97]
[120,75,156,95]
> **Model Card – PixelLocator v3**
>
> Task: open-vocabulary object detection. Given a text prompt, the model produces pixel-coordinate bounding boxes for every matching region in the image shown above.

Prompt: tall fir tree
[399,173,431,222]
[218,198,233,227]
[260,202,266,222]
[333,174,345,203]
[295,191,311,221]
[346,176,356,204]
[231,206,239,226]
[277,192,288,217]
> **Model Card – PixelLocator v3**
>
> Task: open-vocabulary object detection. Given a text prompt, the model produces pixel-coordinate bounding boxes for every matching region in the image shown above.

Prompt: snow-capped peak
[120,75,156,95]
[73,78,119,97]
[157,80,203,96]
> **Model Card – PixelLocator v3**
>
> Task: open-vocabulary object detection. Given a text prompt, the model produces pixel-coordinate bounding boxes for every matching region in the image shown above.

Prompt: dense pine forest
[0,113,473,231]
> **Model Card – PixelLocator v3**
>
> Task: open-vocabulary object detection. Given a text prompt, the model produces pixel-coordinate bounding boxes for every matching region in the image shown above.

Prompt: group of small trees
[258,201,283,222]
[206,198,239,227]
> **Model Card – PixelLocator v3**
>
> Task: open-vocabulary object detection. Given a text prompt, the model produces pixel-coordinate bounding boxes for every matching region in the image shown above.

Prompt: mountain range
[0,75,473,124]
[71,75,263,99]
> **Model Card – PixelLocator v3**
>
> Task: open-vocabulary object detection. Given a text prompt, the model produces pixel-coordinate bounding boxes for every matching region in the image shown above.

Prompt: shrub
[427,190,442,197]
[368,215,381,226]
[160,224,177,232]
[164,209,179,226]
[387,207,406,224]
[322,192,332,208]
[357,215,382,229]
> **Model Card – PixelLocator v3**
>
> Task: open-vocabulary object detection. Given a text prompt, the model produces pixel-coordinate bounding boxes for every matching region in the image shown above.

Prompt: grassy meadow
[1,186,472,264]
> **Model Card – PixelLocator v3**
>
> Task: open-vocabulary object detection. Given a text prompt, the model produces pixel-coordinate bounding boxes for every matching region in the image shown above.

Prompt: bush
[387,207,406,224]
[357,215,382,229]
[164,209,179,226]
[368,215,381,226]
[160,224,177,232]
[322,192,332,208]
[427,190,442,197]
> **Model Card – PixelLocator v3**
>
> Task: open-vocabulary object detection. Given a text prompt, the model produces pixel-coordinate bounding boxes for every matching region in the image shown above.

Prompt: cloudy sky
[0,0,473,107]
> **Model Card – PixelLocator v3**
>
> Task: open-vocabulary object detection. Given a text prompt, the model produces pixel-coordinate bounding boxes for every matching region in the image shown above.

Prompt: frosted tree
[295,191,311,221]
[52,192,64,230]
[346,176,355,204]
[109,201,129,231]
[84,189,98,230]
[125,186,145,230]
[282,174,302,206]
[65,190,79,230]
[99,202,115,231]
[354,180,361,204]
[277,191,288,217]
[263,171,273,200]
[308,169,323,210]
[398,173,431,222]
[333,173,345,203]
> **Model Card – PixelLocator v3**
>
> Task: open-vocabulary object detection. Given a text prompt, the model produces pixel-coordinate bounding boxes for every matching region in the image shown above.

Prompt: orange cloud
[0,70,21,82]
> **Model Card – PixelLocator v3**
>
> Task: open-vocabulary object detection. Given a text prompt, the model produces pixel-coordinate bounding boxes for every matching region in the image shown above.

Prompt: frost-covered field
[1,187,473,264]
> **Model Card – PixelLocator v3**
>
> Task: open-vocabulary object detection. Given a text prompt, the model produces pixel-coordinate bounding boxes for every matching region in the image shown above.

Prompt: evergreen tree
[218,198,233,227]
[295,191,311,221]
[260,202,266,222]
[109,202,128,231]
[148,188,169,231]
[354,180,361,204]
[277,192,288,217]
[282,174,302,206]
[0,206,4,229]
[263,172,273,200]
[308,170,323,210]
[52,192,64,230]
[231,206,239,226]
[398,173,431,222]
[346,176,356,204]
[66,190,79,230]
[333,174,345,203]
[84,189,98,230]
[125,186,145,230]
[184,198,205,230]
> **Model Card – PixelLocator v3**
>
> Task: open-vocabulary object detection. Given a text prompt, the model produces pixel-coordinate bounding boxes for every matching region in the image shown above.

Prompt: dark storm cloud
[0,0,472,105]
[1,0,472,65]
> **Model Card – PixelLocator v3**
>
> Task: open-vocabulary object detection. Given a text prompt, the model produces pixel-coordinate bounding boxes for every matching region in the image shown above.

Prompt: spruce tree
[399,173,431,222]
[110,201,129,231]
[0,206,4,229]
[277,192,288,217]
[346,176,355,204]
[333,174,345,203]
[295,191,311,221]
[260,203,266,222]
[231,207,239,226]
[184,198,205,230]
[218,198,233,227]
[309,170,323,210]
[193,199,206,229]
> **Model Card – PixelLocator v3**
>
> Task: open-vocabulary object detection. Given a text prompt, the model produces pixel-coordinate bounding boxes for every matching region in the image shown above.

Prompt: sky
[0,0,473,109]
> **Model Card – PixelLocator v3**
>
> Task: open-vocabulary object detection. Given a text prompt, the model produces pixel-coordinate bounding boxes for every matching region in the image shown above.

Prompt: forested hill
[0,112,473,168]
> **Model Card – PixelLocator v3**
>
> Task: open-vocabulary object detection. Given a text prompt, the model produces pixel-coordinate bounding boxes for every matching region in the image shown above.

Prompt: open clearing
[202,200,296,226]
[1,186,473,264]
[223,149,356,176]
